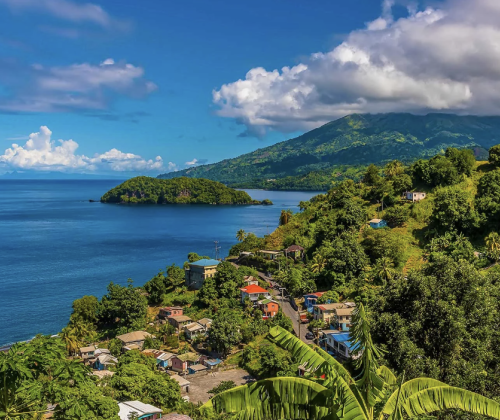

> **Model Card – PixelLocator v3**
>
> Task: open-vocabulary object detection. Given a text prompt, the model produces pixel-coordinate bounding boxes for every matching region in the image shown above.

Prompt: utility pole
[298,310,301,341]
[214,241,221,260]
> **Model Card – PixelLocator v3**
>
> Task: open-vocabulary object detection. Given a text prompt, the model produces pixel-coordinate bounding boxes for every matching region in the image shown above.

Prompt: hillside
[100,176,269,205]
[158,113,497,189]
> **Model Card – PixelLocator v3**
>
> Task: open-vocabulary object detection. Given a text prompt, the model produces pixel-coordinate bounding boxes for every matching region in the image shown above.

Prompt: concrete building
[118,401,162,420]
[405,191,426,202]
[185,259,220,289]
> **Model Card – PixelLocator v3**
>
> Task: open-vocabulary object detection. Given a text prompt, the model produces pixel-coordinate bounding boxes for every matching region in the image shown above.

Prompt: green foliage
[362,228,408,267]
[383,204,410,227]
[489,144,500,166]
[229,233,266,256]
[101,176,259,204]
[70,295,99,326]
[208,381,237,396]
[208,309,243,357]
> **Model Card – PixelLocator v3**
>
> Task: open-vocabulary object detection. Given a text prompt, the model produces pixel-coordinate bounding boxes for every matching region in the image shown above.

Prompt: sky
[1,0,499,176]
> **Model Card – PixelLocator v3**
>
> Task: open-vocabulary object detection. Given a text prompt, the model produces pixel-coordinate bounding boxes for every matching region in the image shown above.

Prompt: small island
[100,176,273,205]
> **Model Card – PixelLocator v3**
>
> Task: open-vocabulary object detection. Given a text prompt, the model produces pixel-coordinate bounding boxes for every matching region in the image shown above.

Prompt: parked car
[305,332,315,340]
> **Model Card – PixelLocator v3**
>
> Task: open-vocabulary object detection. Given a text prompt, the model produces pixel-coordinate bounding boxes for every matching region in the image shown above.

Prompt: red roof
[240,284,269,294]
[310,292,325,297]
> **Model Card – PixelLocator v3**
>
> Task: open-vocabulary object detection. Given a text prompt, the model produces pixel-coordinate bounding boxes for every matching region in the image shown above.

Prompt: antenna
[214,241,221,260]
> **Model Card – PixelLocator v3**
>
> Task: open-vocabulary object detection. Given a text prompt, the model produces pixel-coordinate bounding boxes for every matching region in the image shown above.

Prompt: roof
[97,354,118,365]
[94,348,110,356]
[80,345,95,353]
[286,245,304,252]
[329,332,359,351]
[184,322,204,332]
[259,250,281,254]
[316,303,347,311]
[241,284,269,295]
[189,363,208,372]
[116,331,151,343]
[123,344,141,351]
[369,219,382,223]
[258,299,278,305]
[118,401,162,420]
[204,358,222,366]
[189,259,220,267]
[160,306,183,311]
[304,292,325,298]
[155,351,175,361]
[170,375,190,387]
[197,318,212,326]
[336,308,355,316]
[243,276,258,282]
[163,414,193,420]
[174,352,200,362]
[169,315,192,323]
[92,370,115,378]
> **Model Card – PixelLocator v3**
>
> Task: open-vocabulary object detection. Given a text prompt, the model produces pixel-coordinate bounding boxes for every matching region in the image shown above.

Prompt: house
[240,284,271,303]
[153,351,175,369]
[163,414,193,420]
[303,292,327,313]
[79,345,95,360]
[116,331,153,350]
[93,354,118,371]
[118,401,163,420]
[313,302,356,325]
[239,251,254,258]
[168,315,193,332]
[258,299,279,318]
[170,374,190,393]
[258,250,282,260]
[184,259,220,290]
[159,306,183,319]
[188,363,208,374]
[92,370,115,379]
[203,358,222,370]
[243,275,259,286]
[183,322,206,341]
[285,245,304,260]
[197,318,212,331]
[170,352,206,373]
[368,219,388,229]
[322,332,360,359]
[332,307,355,331]
[405,191,426,202]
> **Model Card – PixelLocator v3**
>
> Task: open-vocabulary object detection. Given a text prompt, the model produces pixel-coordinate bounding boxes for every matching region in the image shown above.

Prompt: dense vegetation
[101,176,270,205]
[158,113,497,189]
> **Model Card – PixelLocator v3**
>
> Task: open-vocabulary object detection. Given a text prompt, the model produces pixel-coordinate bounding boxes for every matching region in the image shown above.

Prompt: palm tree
[279,210,293,226]
[374,257,396,285]
[60,327,80,356]
[236,229,247,242]
[201,304,500,420]
[486,232,500,260]
[311,253,327,274]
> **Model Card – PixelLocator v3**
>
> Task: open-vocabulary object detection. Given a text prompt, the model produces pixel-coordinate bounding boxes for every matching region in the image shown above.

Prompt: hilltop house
[93,354,118,371]
[168,315,192,332]
[243,275,259,286]
[258,250,282,260]
[170,352,206,373]
[151,350,175,369]
[258,299,279,318]
[185,259,220,290]
[405,191,426,202]
[322,331,360,359]
[332,306,355,331]
[118,401,162,420]
[368,219,388,229]
[116,331,153,351]
[159,306,183,319]
[240,284,271,303]
[79,345,96,360]
[313,302,355,325]
[197,318,212,332]
[203,358,222,370]
[285,245,305,260]
[303,292,327,312]
[183,322,206,341]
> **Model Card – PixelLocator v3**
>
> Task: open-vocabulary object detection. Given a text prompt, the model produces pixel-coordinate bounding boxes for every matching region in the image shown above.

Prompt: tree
[279,210,293,226]
[384,204,410,227]
[310,253,327,274]
[208,381,237,396]
[208,310,242,357]
[489,144,500,166]
[384,160,404,178]
[445,147,476,176]
[486,232,500,260]
[60,326,81,356]
[363,164,381,186]
[201,305,500,420]
[391,173,413,195]
[70,295,99,326]
[143,274,167,304]
[432,186,479,233]
[373,257,396,285]
[236,229,247,242]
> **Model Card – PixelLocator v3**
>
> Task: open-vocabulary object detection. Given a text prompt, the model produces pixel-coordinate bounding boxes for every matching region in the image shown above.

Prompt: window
[338,344,346,352]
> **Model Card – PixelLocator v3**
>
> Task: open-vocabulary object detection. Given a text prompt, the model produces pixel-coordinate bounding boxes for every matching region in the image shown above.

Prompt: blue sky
[1,0,498,176]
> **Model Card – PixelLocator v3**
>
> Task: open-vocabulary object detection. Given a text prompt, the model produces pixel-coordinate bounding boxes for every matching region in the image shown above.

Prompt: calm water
[0,180,317,345]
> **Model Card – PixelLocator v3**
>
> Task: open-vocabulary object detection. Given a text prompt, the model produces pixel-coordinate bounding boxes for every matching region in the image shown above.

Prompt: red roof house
[240,284,271,303]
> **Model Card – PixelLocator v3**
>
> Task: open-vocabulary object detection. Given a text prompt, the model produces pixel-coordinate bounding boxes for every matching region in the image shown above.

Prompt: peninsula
[100,176,272,205]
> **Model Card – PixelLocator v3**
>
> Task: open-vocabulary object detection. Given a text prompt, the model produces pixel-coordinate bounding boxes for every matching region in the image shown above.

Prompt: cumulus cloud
[0,0,128,30]
[0,126,165,173]
[185,158,198,166]
[213,0,500,135]
[0,58,157,113]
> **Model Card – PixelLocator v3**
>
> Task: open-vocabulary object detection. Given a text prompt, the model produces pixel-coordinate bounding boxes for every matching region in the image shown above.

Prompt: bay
[0,179,318,345]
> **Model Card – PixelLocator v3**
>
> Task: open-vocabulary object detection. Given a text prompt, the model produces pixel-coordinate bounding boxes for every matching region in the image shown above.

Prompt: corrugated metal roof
[189,259,220,267]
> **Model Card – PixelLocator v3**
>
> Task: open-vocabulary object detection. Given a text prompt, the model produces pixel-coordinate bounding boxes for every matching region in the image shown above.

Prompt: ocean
[0,180,317,346]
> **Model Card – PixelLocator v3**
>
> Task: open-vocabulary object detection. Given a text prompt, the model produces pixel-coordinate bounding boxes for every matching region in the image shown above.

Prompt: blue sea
[0,180,317,346]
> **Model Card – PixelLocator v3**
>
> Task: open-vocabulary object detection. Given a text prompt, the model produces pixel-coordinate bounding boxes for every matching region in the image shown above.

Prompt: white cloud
[185,158,198,166]
[0,0,126,29]
[0,59,157,113]
[0,126,165,173]
[168,162,177,171]
[213,0,500,134]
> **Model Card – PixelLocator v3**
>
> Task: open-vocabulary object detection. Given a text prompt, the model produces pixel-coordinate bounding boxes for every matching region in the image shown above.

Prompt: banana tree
[201,304,500,420]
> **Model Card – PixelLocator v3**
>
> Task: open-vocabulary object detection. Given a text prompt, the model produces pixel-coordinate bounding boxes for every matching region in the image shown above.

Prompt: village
[74,252,360,420]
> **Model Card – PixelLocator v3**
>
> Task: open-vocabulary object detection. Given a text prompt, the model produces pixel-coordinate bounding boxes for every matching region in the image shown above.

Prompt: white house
[405,191,426,202]
[118,401,162,420]
[240,284,271,303]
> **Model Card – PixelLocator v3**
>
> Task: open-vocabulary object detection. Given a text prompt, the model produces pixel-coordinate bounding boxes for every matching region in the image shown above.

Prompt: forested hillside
[158,113,498,189]
[100,176,269,205]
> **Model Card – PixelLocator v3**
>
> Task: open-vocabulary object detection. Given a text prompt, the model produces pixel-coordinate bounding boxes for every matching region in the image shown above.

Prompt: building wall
[185,265,218,290]
[171,358,186,372]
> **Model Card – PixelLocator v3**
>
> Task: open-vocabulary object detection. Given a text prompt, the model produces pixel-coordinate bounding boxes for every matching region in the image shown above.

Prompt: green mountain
[158,113,498,189]
[101,176,270,205]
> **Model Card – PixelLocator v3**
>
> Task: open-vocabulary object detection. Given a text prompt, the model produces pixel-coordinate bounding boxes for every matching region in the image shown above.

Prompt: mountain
[100,176,272,205]
[158,113,498,188]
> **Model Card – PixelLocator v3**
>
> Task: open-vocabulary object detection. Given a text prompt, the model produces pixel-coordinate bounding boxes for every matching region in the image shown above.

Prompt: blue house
[303,292,328,313]
[369,219,388,229]
[203,358,222,370]
[322,332,360,359]
[155,351,175,369]
[93,354,118,371]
